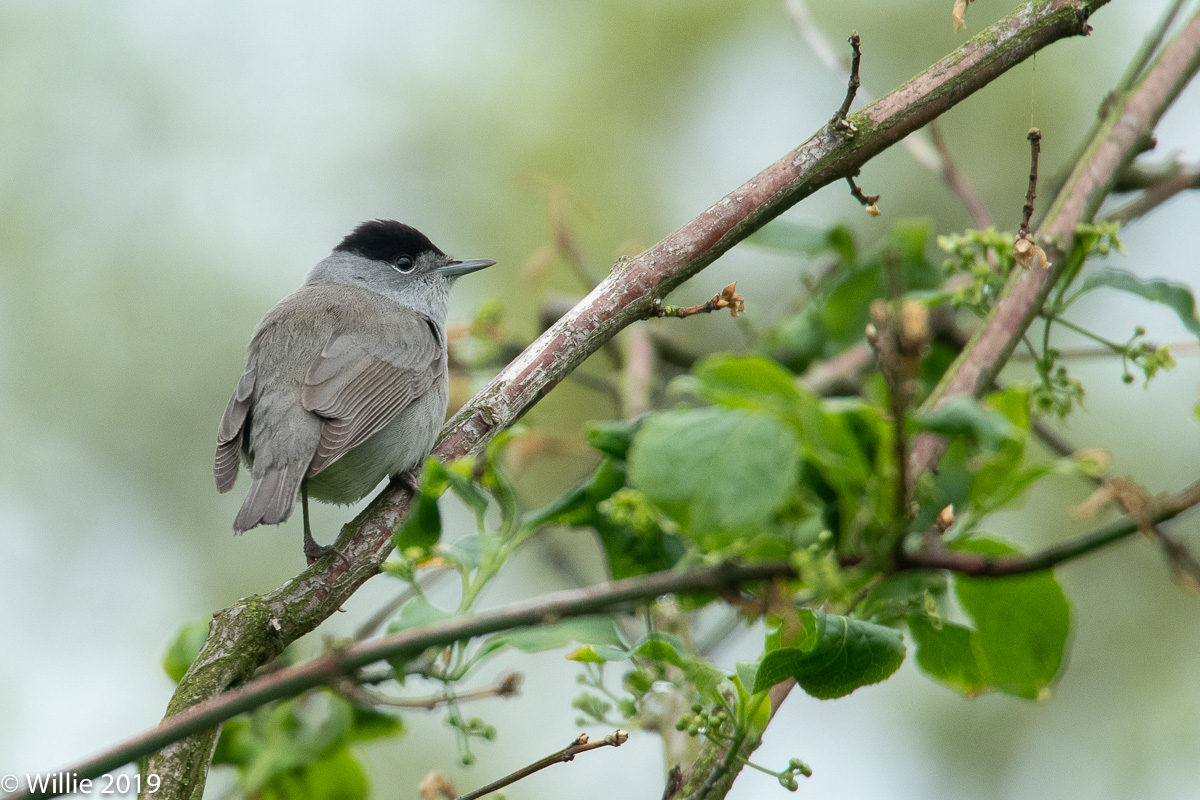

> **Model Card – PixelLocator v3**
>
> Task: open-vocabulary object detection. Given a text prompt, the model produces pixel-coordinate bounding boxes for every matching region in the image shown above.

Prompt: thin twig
[831,31,862,131]
[846,173,880,211]
[902,477,1200,575]
[453,731,629,800]
[1104,163,1200,224]
[784,0,942,172]
[1019,128,1042,237]
[337,671,522,711]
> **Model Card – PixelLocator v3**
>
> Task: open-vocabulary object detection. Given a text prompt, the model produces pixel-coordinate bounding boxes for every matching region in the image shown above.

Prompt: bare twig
[902,478,1200,575]
[1020,128,1042,238]
[846,173,880,214]
[337,671,522,711]
[831,31,862,131]
[1105,162,1200,224]
[1014,129,1052,270]
[454,731,628,800]
[784,0,942,172]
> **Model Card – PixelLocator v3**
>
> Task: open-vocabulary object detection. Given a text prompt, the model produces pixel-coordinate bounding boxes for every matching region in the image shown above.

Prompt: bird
[214,219,495,564]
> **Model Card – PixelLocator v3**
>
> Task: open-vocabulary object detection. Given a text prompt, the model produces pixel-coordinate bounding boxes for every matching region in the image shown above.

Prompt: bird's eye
[392,257,415,274]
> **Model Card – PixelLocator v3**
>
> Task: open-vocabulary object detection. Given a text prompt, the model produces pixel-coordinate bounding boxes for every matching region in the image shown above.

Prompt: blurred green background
[1,1,1198,798]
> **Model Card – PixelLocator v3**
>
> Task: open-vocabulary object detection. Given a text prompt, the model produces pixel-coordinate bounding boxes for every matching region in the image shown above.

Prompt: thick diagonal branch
[140,3,1112,797]
[908,7,1200,481]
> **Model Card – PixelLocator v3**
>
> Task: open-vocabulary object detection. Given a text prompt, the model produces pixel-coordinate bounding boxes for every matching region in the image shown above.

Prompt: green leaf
[162,619,210,683]
[753,611,905,699]
[587,418,645,460]
[951,536,1070,700]
[912,396,1021,450]
[1078,267,1200,340]
[907,616,988,697]
[386,596,451,634]
[392,458,446,553]
[345,703,404,743]
[628,406,799,543]
[441,460,490,517]
[735,662,760,696]
[477,616,622,660]
[288,747,369,800]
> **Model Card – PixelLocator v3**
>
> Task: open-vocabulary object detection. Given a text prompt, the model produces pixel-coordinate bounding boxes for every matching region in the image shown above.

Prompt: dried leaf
[418,771,457,800]
[952,0,969,32]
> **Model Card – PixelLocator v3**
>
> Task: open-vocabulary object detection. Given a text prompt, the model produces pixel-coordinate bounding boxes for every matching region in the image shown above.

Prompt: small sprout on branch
[830,31,863,133]
[847,173,880,215]
[652,282,745,319]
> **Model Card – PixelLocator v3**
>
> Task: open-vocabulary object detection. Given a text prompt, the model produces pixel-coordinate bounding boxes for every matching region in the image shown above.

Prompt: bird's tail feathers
[233,463,302,533]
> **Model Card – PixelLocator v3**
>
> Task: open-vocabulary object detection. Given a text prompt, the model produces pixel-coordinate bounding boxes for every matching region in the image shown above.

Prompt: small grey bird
[215,220,495,564]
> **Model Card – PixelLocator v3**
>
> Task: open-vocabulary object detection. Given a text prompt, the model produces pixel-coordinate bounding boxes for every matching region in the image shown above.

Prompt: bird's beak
[439,258,496,278]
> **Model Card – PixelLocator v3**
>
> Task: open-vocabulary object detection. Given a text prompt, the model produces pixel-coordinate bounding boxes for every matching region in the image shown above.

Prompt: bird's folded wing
[300,308,443,477]
[214,365,256,492]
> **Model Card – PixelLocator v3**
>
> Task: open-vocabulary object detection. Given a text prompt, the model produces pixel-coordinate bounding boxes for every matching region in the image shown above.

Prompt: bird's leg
[300,481,350,568]
[397,467,422,495]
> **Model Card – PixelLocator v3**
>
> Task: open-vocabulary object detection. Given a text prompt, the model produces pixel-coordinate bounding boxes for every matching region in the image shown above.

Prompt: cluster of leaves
[160,217,1200,797]
[938,222,1200,417]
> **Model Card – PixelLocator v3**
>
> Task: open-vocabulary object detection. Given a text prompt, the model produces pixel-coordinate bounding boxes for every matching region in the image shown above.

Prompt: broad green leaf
[735,662,760,697]
[690,355,882,538]
[754,611,905,699]
[392,457,446,553]
[477,616,622,660]
[565,645,608,663]
[762,308,827,373]
[162,618,210,683]
[440,460,490,517]
[386,596,451,634]
[908,616,988,697]
[692,354,806,415]
[287,747,369,800]
[764,608,821,654]
[912,396,1021,450]
[1078,267,1200,340]
[527,456,626,529]
[952,536,1070,700]
[628,406,799,542]
[587,418,644,460]
[346,703,404,743]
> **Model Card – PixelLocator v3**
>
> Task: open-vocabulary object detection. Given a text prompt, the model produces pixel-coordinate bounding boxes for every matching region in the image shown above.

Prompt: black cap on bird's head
[335,220,494,278]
